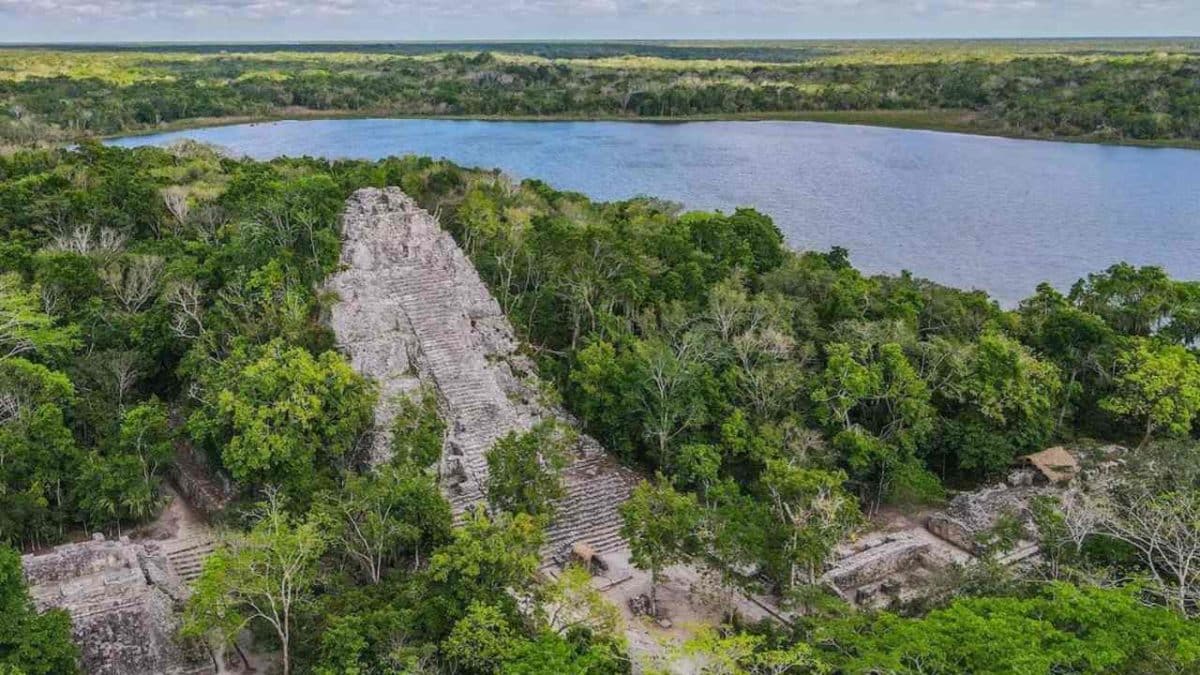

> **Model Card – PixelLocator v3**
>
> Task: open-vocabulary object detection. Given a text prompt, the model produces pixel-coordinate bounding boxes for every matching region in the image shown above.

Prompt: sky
[0,0,1197,42]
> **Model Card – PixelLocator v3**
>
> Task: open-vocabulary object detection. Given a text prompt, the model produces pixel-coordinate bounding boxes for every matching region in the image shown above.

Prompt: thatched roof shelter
[1020,447,1080,483]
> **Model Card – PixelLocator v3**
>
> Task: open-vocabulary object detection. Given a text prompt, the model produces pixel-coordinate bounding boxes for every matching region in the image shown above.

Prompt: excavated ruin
[22,535,214,675]
[822,455,1080,606]
[328,187,640,563]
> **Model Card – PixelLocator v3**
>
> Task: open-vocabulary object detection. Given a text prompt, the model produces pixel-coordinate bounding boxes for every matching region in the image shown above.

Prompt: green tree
[536,563,623,640]
[632,333,714,464]
[502,632,626,675]
[1018,287,1115,430]
[619,477,701,616]
[933,332,1061,473]
[0,273,79,363]
[316,464,451,583]
[77,400,174,532]
[1101,338,1200,448]
[0,358,79,547]
[569,339,639,458]
[0,545,79,675]
[183,493,327,675]
[811,341,936,505]
[658,626,827,675]
[817,583,1200,674]
[759,460,861,589]
[443,602,520,674]
[187,338,376,494]
[389,385,446,468]
[1069,263,1181,338]
[486,421,572,519]
[424,509,543,632]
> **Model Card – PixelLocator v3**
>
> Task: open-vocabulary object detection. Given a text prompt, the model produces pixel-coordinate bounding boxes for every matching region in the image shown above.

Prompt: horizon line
[3,35,1200,47]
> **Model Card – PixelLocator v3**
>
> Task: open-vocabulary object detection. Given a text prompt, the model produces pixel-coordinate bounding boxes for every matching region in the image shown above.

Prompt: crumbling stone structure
[328,188,639,564]
[22,535,214,675]
[825,449,1088,606]
[821,530,966,608]
[925,482,1054,562]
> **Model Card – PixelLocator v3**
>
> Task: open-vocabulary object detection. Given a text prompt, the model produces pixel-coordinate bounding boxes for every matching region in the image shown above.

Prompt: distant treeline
[2,46,1200,146]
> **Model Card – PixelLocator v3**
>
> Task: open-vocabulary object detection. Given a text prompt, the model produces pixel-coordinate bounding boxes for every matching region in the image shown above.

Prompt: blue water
[111,119,1200,305]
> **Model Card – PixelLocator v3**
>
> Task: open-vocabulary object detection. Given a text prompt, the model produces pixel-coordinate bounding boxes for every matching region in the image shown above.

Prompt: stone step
[330,188,641,566]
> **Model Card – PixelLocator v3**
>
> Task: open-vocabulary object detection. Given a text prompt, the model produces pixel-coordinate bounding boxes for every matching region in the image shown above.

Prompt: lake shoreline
[109,116,1200,308]
[101,109,1200,151]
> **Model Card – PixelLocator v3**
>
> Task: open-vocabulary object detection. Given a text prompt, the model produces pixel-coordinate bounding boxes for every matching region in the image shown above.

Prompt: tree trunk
[1057,368,1077,431]
[649,566,659,617]
[279,612,291,675]
[1139,417,1154,450]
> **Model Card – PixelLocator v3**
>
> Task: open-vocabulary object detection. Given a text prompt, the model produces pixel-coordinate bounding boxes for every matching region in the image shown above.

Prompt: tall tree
[187,338,376,495]
[619,477,701,616]
[1101,338,1200,449]
[759,460,861,589]
[0,273,79,363]
[184,493,327,675]
[316,464,451,584]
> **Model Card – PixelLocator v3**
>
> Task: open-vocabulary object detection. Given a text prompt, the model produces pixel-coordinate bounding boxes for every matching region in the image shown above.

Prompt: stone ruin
[819,525,981,609]
[21,535,214,675]
[327,187,640,565]
[822,452,1081,607]
[925,482,1054,564]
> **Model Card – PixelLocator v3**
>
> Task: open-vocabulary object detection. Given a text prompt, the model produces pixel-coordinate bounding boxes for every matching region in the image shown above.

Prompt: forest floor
[587,548,782,672]
[135,483,209,542]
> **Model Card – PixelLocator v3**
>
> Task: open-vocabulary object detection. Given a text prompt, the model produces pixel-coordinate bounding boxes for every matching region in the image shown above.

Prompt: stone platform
[22,535,213,675]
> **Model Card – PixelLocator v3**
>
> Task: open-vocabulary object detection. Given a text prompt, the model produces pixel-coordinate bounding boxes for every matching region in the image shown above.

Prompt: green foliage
[814,583,1200,674]
[0,273,79,364]
[184,494,327,675]
[1070,263,1197,339]
[1101,337,1200,448]
[315,463,451,584]
[188,338,376,495]
[0,545,79,674]
[485,420,572,519]
[657,626,828,674]
[620,477,702,614]
[388,386,445,468]
[759,461,861,589]
[0,358,79,546]
[2,142,1199,674]
[443,602,520,674]
[77,400,173,531]
[424,509,543,632]
[933,332,1061,474]
[502,632,626,675]
[6,45,1200,146]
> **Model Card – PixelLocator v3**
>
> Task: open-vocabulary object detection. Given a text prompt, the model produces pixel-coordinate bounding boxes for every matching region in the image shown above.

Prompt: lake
[110,119,1200,306]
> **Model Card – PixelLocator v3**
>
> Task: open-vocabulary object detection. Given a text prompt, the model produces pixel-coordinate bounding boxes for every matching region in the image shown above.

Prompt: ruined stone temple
[328,187,640,563]
[21,188,639,674]
[22,535,214,675]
